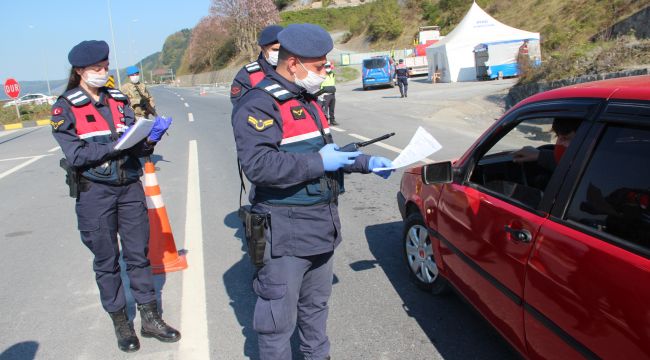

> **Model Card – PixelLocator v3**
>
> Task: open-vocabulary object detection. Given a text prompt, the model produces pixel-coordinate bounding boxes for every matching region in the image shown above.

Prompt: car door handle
[504,225,532,243]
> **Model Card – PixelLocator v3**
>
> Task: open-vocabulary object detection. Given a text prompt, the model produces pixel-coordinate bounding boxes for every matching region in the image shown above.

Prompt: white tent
[426,2,540,82]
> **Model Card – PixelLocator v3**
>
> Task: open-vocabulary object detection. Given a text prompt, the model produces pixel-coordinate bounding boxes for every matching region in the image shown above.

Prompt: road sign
[4,78,20,99]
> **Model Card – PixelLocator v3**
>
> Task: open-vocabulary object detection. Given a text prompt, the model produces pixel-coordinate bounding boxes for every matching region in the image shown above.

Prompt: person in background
[319,61,338,125]
[120,65,156,118]
[51,40,178,353]
[230,24,283,105]
[395,59,409,98]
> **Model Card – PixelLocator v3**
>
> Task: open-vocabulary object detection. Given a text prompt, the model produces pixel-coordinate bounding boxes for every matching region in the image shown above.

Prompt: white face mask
[129,75,140,84]
[83,72,108,88]
[266,50,279,66]
[294,60,326,94]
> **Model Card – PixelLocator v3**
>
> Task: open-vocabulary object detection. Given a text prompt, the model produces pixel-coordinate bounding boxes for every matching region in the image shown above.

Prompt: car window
[565,124,650,252]
[364,59,387,69]
[469,117,582,209]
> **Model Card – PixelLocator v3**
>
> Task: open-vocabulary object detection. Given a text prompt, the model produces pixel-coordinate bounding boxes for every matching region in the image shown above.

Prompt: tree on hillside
[186,16,230,72]
[210,0,280,59]
[161,29,192,71]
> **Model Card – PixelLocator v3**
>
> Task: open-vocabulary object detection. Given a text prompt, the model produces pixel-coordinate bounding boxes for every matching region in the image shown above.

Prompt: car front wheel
[403,212,448,294]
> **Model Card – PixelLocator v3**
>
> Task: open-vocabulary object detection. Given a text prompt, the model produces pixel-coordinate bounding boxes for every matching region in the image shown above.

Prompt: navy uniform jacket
[232,71,371,257]
[230,53,275,105]
[396,64,409,79]
[51,87,153,184]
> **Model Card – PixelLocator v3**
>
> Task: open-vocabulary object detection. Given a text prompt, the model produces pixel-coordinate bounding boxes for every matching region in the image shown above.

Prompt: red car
[397,75,650,359]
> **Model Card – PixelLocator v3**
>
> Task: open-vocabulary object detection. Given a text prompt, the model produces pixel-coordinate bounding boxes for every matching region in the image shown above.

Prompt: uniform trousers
[397,77,408,97]
[76,180,156,313]
[253,248,334,360]
[321,94,336,123]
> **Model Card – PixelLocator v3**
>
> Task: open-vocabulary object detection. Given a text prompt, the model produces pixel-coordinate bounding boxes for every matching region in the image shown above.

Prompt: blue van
[362,55,395,90]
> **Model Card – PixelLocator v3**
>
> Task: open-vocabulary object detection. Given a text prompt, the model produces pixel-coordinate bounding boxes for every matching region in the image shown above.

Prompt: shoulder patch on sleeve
[50,118,65,131]
[230,85,242,97]
[52,107,63,116]
[247,116,274,131]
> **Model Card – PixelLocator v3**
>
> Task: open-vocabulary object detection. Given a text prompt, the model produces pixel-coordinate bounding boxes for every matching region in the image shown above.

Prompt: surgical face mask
[129,75,140,84]
[294,60,326,94]
[266,50,279,66]
[83,72,108,88]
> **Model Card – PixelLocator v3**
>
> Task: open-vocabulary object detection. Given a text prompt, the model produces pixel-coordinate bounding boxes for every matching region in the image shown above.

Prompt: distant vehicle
[3,93,56,108]
[408,25,441,76]
[474,39,542,80]
[361,55,395,90]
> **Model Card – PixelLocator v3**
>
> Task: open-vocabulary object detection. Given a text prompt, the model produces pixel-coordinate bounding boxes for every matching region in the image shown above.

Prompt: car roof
[515,75,650,109]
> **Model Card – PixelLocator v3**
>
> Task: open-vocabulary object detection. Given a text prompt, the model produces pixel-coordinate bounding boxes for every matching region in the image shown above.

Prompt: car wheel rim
[405,224,438,284]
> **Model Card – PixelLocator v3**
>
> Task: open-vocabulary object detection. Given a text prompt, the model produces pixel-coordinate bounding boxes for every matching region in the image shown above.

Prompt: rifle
[133,84,157,117]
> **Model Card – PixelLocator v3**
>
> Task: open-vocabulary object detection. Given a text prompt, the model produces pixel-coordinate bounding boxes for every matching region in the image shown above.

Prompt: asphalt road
[0,77,520,360]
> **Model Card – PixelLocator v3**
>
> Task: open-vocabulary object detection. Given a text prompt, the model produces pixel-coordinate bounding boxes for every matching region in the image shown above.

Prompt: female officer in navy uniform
[50,40,179,353]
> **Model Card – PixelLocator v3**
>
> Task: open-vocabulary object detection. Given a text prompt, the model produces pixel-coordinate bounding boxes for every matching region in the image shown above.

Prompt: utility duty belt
[59,158,91,199]
[254,171,344,206]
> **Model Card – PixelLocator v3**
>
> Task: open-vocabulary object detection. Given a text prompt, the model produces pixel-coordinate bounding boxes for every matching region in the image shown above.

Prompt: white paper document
[372,126,442,171]
[113,117,155,150]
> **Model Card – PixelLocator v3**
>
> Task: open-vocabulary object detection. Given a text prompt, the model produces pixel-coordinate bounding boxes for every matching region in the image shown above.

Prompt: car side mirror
[422,161,453,185]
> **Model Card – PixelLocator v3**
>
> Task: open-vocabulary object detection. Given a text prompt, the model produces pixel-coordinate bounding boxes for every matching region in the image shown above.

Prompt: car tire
[403,212,448,294]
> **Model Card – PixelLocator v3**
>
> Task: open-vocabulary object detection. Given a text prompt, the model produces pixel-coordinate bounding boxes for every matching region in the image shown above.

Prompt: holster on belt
[238,205,269,268]
[59,158,80,198]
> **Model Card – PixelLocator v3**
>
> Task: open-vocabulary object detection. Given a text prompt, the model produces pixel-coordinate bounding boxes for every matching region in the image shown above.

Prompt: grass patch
[0,103,52,125]
[336,66,360,83]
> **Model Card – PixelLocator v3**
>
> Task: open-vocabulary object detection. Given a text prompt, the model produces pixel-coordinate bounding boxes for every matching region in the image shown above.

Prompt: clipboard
[113,117,155,150]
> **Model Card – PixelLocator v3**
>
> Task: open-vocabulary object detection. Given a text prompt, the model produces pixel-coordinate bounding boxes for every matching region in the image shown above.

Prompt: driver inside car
[512,117,581,171]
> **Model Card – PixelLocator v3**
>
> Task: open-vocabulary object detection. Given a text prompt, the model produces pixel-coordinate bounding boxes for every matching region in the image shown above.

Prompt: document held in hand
[113,117,155,150]
[372,126,442,172]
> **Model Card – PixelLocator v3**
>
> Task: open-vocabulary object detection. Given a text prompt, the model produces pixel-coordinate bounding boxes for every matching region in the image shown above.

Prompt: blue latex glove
[369,156,394,179]
[148,116,173,142]
[319,144,362,171]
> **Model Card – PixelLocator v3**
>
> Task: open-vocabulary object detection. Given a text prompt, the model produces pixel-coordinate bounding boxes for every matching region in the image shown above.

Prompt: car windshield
[364,59,387,69]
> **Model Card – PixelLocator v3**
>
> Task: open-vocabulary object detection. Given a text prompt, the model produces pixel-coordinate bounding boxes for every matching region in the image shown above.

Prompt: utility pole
[107,0,122,88]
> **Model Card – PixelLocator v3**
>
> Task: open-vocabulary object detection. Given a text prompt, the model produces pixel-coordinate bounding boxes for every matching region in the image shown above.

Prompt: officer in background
[319,61,338,125]
[120,65,156,118]
[230,24,283,105]
[231,23,393,360]
[51,40,179,353]
[395,59,409,98]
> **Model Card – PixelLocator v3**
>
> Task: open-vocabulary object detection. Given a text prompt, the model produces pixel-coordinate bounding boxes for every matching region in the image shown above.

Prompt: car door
[524,101,650,360]
[433,101,599,353]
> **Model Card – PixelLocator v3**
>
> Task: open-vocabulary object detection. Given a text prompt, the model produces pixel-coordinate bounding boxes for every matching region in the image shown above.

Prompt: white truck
[403,26,441,76]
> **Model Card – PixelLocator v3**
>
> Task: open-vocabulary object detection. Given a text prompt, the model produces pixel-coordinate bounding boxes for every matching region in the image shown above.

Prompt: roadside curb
[0,119,50,131]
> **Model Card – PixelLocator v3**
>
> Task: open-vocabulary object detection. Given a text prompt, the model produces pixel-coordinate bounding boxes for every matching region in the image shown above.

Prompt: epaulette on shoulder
[61,89,90,107]
[256,79,295,102]
[105,88,129,102]
[245,61,262,73]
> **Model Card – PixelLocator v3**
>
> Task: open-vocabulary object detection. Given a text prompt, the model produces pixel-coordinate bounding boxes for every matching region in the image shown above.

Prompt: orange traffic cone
[143,161,188,274]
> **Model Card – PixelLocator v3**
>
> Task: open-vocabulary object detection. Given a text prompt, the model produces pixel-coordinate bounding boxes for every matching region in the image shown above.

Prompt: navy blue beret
[68,40,109,67]
[258,25,283,46]
[277,23,333,58]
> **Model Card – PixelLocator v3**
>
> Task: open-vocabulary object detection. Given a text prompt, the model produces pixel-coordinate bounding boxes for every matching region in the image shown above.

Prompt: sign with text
[4,78,20,99]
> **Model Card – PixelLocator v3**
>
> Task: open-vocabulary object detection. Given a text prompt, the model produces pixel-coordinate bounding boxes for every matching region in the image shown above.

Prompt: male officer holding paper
[231,23,393,360]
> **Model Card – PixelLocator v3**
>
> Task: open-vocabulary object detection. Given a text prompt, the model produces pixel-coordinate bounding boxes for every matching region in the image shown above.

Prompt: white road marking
[179,140,210,359]
[348,133,403,154]
[180,97,185,101]
[0,129,19,138]
[0,155,47,180]
[47,146,61,152]
[329,126,345,132]
[184,102,189,108]
[188,113,194,122]
[0,154,52,162]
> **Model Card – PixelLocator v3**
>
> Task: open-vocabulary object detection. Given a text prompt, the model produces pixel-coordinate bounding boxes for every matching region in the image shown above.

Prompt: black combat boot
[108,308,140,352]
[137,301,181,343]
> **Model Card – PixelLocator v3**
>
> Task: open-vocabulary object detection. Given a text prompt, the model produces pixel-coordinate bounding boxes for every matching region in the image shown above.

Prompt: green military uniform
[120,82,156,119]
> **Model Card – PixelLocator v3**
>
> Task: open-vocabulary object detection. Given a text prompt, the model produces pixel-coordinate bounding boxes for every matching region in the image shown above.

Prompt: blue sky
[1,0,210,83]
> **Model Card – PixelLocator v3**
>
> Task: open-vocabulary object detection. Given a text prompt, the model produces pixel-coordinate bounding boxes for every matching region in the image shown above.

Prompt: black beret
[68,40,109,67]
[258,25,283,46]
[277,23,333,58]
